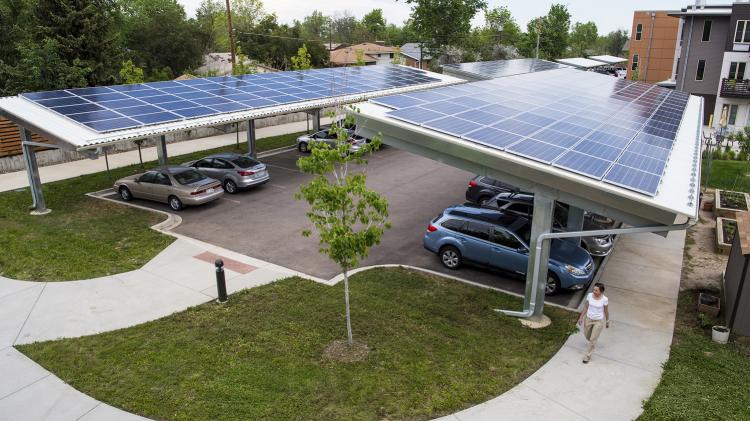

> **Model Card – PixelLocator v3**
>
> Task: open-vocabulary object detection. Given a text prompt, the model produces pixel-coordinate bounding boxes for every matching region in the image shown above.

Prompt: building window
[729,104,739,125]
[696,59,706,81]
[702,20,712,42]
[735,20,750,43]
[729,62,747,80]
[636,23,643,40]
[631,54,639,71]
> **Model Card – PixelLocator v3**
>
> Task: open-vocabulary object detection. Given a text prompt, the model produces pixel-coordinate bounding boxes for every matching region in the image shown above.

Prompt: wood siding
[0,118,53,157]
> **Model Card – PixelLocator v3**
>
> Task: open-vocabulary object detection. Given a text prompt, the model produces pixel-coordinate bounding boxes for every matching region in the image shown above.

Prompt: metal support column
[566,206,585,246]
[156,135,168,167]
[312,109,321,132]
[501,193,555,320]
[246,119,256,158]
[19,127,50,215]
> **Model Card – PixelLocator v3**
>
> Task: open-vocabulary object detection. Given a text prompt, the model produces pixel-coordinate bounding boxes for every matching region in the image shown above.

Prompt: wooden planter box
[717,217,737,255]
[715,189,750,218]
[698,292,721,317]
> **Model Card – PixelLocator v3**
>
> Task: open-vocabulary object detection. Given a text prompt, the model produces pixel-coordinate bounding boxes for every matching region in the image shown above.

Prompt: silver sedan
[184,152,269,194]
[114,167,223,211]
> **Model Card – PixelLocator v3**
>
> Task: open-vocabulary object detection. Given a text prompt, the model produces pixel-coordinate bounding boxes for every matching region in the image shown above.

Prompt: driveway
[111,147,590,308]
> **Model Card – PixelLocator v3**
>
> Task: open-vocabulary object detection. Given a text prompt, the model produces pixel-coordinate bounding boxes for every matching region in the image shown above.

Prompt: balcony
[721,78,750,98]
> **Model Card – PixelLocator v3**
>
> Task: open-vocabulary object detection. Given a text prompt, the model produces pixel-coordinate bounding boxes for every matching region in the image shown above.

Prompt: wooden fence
[0,118,53,157]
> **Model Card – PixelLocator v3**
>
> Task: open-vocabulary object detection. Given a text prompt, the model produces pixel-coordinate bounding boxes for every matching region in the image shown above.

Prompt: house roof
[400,43,432,61]
[330,48,377,65]
[348,42,397,54]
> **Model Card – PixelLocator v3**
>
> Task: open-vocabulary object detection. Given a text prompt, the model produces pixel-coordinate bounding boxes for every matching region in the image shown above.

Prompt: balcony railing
[721,78,750,98]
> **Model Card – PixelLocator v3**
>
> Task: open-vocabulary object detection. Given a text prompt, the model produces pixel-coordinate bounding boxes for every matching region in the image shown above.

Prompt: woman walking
[577,282,610,363]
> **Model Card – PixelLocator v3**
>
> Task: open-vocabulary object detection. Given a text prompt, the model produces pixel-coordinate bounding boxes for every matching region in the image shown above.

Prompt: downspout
[644,12,656,82]
[500,220,696,318]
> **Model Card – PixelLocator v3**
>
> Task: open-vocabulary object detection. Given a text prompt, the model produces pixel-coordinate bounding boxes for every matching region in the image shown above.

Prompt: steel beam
[19,127,50,215]
[246,119,256,158]
[566,206,585,246]
[311,109,321,131]
[156,135,168,167]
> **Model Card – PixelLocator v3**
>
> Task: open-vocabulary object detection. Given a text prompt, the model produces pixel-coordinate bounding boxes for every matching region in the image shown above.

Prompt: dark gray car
[184,153,269,194]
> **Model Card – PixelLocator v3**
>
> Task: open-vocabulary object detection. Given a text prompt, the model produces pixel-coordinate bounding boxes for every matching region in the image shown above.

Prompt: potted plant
[712,325,730,344]
[698,292,721,317]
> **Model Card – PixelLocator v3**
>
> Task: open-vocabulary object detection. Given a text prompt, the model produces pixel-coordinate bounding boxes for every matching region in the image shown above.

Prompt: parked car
[472,192,614,256]
[114,167,223,211]
[465,175,521,204]
[296,127,366,153]
[423,205,594,295]
[183,152,269,194]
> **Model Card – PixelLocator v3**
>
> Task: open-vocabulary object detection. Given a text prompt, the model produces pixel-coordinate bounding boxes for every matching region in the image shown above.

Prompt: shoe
[582,359,589,364]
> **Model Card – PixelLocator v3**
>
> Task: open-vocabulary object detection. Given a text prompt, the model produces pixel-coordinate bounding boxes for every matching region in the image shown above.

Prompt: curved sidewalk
[0,231,684,421]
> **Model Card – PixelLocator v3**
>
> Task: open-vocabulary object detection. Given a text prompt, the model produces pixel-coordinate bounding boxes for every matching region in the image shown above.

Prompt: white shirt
[586,293,608,320]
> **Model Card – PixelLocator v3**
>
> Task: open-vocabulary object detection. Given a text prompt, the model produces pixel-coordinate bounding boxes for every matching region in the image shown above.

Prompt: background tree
[119,59,144,84]
[362,8,386,41]
[330,12,360,44]
[484,6,520,46]
[291,44,312,70]
[519,4,571,59]
[405,0,487,55]
[34,0,120,86]
[296,111,390,347]
[604,29,629,56]
[0,39,90,95]
[570,21,598,57]
[299,10,329,41]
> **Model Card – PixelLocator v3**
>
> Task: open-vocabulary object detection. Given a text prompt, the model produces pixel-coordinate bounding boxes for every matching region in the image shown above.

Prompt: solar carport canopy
[0,65,461,150]
[442,58,567,81]
[588,55,627,65]
[356,67,702,225]
[555,57,610,69]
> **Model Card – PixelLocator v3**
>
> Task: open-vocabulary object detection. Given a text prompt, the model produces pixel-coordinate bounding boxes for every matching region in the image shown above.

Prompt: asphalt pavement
[109,146,589,308]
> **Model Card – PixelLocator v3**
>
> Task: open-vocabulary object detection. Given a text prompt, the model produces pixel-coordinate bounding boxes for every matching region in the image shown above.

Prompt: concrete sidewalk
[0,231,685,420]
[0,117,331,193]
[440,230,685,421]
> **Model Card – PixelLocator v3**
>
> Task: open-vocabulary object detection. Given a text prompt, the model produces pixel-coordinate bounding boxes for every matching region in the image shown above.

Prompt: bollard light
[215,259,228,303]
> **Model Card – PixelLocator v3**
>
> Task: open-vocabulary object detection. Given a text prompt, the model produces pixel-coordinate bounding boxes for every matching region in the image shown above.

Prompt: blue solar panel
[374,67,690,196]
[22,64,443,133]
[370,94,426,109]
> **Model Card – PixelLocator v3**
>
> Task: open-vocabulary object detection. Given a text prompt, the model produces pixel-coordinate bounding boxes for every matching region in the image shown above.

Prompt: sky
[177,0,694,34]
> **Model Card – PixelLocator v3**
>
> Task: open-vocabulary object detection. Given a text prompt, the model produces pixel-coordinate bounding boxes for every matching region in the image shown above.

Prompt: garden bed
[716,217,737,255]
[714,189,750,218]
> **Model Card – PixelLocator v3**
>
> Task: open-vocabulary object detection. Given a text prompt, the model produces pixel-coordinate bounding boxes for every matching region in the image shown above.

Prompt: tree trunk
[344,268,353,346]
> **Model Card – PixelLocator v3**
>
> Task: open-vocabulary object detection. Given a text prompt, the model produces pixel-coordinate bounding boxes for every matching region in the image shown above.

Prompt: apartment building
[627,11,681,84]
[671,2,750,127]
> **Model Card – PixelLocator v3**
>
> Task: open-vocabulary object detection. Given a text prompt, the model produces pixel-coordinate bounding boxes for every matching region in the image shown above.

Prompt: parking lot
[109,146,591,308]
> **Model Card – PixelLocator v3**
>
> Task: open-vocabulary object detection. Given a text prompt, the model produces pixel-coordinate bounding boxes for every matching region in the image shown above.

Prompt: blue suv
[423,205,594,295]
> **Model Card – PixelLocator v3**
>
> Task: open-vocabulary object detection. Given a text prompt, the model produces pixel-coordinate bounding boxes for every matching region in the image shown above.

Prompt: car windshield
[172,169,206,185]
[230,156,259,168]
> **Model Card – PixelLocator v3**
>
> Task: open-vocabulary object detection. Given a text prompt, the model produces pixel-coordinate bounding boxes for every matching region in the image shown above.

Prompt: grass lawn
[0,131,303,281]
[639,290,750,420]
[701,158,750,192]
[18,268,576,420]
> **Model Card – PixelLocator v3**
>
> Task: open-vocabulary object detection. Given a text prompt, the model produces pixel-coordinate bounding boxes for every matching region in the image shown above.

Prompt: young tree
[570,21,598,56]
[296,111,390,346]
[291,44,312,70]
[355,49,366,66]
[119,59,144,84]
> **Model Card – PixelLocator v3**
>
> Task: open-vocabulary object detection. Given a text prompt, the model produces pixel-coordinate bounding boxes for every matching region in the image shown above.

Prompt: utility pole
[225,0,236,68]
[535,20,541,59]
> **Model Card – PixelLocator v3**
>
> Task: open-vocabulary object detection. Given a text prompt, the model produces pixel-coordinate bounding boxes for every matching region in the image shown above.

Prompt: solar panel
[371,67,691,196]
[443,58,567,80]
[21,65,443,133]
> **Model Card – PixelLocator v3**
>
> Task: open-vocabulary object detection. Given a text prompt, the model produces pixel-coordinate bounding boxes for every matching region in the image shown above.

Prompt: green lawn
[639,291,750,420]
[701,159,750,192]
[0,131,303,281]
[18,268,577,420]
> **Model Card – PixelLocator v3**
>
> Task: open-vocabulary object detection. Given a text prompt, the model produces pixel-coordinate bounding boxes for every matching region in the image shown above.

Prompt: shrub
[726,150,736,161]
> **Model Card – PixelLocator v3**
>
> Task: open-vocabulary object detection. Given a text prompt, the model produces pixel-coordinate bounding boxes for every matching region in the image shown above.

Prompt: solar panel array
[369,68,690,196]
[442,58,567,79]
[20,65,441,133]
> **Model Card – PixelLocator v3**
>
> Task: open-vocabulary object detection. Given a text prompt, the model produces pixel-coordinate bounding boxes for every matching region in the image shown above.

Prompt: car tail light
[469,180,477,187]
[191,189,206,196]
[238,170,255,176]
[427,224,438,233]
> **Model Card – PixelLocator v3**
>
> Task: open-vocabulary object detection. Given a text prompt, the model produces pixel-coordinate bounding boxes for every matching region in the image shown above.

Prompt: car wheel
[440,246,462,270]
[168,195,183,211]
[224,179,238,194]
[119,186,132,201]
[545,272,561,296]
[298,142,309,153]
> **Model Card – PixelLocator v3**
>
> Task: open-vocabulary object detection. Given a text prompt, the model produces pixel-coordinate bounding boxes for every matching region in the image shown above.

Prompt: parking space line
[266,184,287,190]
[265,163,303,173]
[222,197,242,204]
